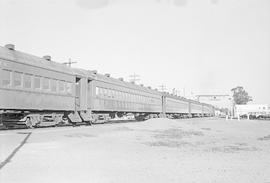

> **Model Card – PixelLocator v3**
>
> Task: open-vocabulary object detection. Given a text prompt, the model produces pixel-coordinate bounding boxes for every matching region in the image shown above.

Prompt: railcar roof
[94,73,162,95]
[163,93,190,102]
[0,46,74,75]
[71,67,162,95]
[164,93,213,106]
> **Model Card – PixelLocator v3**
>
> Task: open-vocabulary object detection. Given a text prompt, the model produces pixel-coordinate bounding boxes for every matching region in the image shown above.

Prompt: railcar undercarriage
[0,109,166,129]
[1,109,214,129]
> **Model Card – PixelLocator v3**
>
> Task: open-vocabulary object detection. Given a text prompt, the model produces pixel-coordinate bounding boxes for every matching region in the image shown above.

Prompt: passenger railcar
[71,68,163,122]
[0,44,76,127]
[0,44,215,128]
[162,93,190,118]
[189,101,204,117]
[163,93,214,118]
[202,103,215,117]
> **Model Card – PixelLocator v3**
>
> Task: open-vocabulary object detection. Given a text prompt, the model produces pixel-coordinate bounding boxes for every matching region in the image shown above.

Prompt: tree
[231,86,252,105]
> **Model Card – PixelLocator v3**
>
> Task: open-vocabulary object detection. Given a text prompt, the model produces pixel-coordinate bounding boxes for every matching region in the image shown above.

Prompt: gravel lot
[1,118,270,183]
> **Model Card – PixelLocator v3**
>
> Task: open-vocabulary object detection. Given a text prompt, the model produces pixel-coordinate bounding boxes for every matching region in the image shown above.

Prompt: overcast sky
[1,0,270,104]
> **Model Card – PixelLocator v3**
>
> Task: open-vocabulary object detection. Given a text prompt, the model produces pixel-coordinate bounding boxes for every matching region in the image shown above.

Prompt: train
[0,44,215,128]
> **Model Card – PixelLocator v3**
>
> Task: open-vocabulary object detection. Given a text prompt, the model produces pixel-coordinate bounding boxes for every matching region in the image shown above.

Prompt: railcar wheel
[25,118,33,129]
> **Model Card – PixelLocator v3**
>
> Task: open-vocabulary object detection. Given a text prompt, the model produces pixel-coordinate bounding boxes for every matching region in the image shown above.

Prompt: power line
[158,84,167,92]
[129,73,140,83]
[62,58,77,67]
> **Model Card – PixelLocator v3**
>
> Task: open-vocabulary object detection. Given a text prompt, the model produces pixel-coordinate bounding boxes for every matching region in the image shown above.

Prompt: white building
[235,104,270,117]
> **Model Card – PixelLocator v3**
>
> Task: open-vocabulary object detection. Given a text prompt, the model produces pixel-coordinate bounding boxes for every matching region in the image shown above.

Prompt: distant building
[235,104,270,117]
[196,94,232,110]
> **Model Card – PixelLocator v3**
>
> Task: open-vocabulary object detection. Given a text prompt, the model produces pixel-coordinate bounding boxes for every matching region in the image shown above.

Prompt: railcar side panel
[0,89,74,110]
[165,97,189,114]
[0,48,75,111]
[190,102,203,114]
[89,78,162,113]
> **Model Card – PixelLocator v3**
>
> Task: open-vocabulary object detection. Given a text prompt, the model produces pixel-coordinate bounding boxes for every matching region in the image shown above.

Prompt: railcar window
[43,78,50,90]
[101,88,105,97]
[102,88,104,96]
[66,82,72,94]
[95,87,99,96]
[106,89,109,97]
[118,91,121,99]
[34,76,41,89]
[13,72,22,87]
[51,79,57,92]
[107,89,111,98]
[104,88,108,97]
[108,90,112,98]
[119,91,121,99]
[127,93,130,101]
[112,90,115,98]
[59,81,65,93]
[99,88,102,96]
[102,88,105,97]
[24,74,32,89]
[109,90,112,98]
[104,88,107,97]
[109,89,111,97]
[2,69,11,87]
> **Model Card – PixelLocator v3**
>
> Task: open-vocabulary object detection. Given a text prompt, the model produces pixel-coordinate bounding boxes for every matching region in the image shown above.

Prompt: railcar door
[75,77,81,111]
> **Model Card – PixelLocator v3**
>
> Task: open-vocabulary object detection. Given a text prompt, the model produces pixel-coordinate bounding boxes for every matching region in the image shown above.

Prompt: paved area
[1,118,270,183]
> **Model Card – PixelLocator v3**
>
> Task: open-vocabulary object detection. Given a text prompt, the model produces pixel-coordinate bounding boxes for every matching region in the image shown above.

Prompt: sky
[1,0,270,104]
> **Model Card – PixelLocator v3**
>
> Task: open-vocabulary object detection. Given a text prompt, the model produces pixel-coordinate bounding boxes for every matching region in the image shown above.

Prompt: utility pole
[159,85,167,92]
[129,73,140,83]
[62,58,77,67]
[172,88,176,95]
[172,88,180,95]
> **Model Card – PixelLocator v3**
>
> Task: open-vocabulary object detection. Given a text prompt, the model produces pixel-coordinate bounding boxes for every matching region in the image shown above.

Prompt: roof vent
[43,55,51,61]
[140,84,144,87]
[118,77,124,81]
[148,86,151,89]
[91,70,97,74]
[5,44,15,50]
[105,73,110,77]
[155,89,158,91]
[130,81,135,84]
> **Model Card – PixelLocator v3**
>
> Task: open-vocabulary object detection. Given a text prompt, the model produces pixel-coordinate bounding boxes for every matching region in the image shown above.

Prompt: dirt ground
[1,118,270,183]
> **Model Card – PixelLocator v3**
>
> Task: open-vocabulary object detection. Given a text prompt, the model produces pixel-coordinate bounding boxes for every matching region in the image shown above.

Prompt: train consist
[0,44,215,128]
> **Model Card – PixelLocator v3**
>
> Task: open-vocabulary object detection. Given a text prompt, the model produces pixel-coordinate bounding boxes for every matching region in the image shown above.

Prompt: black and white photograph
[0,0,270,182]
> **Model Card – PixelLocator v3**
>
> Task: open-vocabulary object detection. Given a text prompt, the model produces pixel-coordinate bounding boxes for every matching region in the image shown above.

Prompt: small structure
[235,104,270,119]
